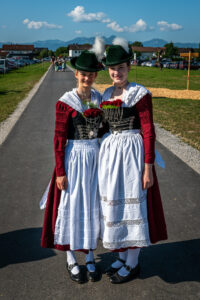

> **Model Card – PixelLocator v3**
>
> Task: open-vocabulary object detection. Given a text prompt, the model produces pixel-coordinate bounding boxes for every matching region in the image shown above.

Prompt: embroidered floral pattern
[100,99,123,109]
[106,219,147,227]
[103,239,150,249]
[101,196,146,205]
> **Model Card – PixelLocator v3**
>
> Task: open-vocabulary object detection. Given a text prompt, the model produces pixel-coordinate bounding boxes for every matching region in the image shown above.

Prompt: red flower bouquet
[83,108,103,118]
[114,99,123,107]
[100,99,123,109]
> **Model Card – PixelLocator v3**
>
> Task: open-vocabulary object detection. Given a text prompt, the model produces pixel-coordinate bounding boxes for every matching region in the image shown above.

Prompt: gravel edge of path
[155,124,200,174]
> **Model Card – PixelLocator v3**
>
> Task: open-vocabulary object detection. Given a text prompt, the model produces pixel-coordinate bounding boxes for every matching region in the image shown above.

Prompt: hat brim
[70,57,104,72]
[103,54,133,67]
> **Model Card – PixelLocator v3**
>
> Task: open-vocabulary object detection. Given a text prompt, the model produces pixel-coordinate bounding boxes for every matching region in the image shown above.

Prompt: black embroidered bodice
[68,111,103,140]
[102,106,141,132]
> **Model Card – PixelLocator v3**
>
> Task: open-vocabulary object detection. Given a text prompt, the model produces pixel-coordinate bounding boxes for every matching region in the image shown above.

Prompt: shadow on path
[0,227,56,268]
[96,239,200,284]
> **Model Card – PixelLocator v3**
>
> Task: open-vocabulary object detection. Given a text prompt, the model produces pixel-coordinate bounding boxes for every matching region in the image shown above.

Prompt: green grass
[0,62,50,123]
[153,98,200,150]
[96,66,200,90]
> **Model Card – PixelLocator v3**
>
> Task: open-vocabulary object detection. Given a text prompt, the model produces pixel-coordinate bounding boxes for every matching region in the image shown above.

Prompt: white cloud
[67,6,106,23]
[107,19,152,33]
[1,25,7,29]
[67,6,153,33]
[23,19,62,30]
[75,30,82,34]
[101,18,111,23]
[107,21,124,32]
[126,19,147,32]
[23,19,29,24]
[157,21,183,31]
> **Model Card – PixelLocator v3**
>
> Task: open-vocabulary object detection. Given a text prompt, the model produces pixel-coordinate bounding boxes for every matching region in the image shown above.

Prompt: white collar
[102,82,151,107]
[59,88,101,113]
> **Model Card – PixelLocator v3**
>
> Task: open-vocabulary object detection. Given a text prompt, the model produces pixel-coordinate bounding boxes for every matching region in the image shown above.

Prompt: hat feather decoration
[70,36,104,72]
[103,37,132,66]
[112,37,129,53]
[90,37,105,61]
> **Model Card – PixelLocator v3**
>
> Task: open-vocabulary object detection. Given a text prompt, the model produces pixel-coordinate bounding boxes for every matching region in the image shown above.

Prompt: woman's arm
[54,101,72,190]
[136,93,156,189]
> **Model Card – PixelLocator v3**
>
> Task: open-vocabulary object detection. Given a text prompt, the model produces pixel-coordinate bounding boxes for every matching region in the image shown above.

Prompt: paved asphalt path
[0,66,200,300]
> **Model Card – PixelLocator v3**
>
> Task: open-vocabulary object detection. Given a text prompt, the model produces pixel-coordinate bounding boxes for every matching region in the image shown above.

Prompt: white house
[131,46,166,60]
[68,44,91,58]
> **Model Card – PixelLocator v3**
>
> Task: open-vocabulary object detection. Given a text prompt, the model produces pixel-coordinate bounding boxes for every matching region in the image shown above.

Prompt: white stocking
[111,250,128,268]
[86,251,95,272]
[118,249,140,277]
[66,251,80,275]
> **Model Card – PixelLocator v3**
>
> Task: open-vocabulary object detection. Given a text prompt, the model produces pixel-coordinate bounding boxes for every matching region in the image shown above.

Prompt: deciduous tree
[40,49,49,58]
[55,47,68,57]
[164,42,178,58]
[132,41,143,47]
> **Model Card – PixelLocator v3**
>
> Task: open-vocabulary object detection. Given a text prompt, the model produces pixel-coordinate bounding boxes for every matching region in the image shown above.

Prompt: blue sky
[0,0,199,43]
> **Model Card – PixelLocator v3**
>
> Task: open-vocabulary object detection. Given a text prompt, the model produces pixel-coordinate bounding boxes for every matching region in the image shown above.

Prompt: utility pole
[180,51,199,90]
[187,51,191,90]
[134,53,136,82]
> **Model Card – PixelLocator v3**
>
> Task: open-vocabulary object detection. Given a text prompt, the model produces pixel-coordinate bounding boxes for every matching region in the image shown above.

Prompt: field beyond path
[148,87,200,100]
[94,84,200,100]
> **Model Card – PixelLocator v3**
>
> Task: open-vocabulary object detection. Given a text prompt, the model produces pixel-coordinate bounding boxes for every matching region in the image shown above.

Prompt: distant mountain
[143,39,199,48]
[0,37,199,51]
[64,35,117,46]
[29,36,118,51]
[33,39,67,50]
[174,42,199,49]
[143,39,168,47]
[32,35,118,50]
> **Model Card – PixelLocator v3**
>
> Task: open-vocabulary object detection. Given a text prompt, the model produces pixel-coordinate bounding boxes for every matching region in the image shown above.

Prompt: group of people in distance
[51,56,67,72]
[41,37,168,284]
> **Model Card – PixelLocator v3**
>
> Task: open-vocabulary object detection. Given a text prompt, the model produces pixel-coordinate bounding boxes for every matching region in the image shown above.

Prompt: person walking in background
[62,58,66,72]
[41,37,105,283]
[98,37,167,284]
[54,58,59,72]
[51,56,55,67]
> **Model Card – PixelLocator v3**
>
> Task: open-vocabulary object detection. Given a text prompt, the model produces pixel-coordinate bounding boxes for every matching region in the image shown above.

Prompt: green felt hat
[103,45,133,66]
[70,50,104,72]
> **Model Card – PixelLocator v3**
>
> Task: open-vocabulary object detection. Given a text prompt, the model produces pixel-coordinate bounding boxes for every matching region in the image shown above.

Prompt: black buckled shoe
[66,263,85,284]
[110,264,140,284]
[86,261,101,282]
[105,258,125,277]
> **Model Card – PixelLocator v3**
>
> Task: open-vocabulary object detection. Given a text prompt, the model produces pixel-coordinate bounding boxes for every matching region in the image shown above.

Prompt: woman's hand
[142,164,154,190]
[56,176,68,190]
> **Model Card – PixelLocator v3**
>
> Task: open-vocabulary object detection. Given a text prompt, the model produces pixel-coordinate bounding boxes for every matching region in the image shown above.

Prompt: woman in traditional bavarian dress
[41,38,105,283]
[98,38,167,283]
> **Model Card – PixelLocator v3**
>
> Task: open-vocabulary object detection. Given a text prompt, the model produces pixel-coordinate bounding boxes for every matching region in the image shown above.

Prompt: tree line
[36,47,69,59]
